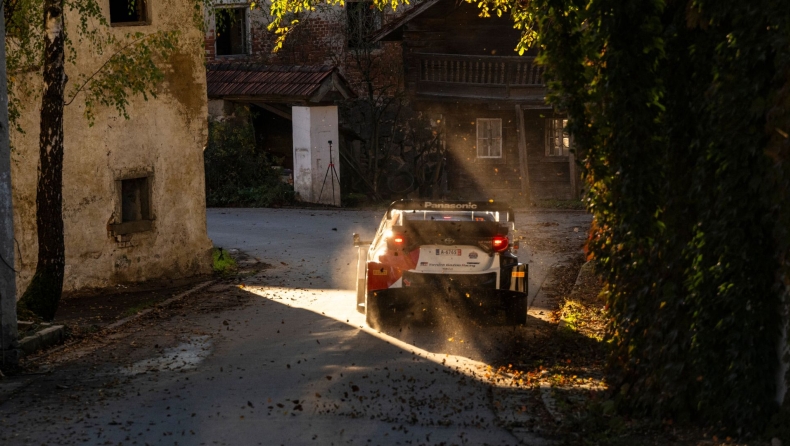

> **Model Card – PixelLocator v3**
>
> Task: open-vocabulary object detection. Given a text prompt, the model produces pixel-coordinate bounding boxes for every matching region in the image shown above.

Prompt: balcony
[413,53,547,102]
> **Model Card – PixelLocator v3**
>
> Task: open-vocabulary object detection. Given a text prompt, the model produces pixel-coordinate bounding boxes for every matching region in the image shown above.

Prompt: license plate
[435,249,461,256]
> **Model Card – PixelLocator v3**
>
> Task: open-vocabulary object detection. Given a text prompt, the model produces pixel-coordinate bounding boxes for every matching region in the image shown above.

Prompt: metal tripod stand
[317,140,340,206]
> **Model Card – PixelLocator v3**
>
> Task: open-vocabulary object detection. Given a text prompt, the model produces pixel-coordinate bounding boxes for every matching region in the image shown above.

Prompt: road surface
[0,207,591,445]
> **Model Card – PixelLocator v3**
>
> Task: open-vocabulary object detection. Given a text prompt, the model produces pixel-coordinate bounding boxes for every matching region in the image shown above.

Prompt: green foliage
[530,0,790,434]
[211,248,237,274]
[204,108,296,207]
[65,31,180,125]
[4,0,203,131]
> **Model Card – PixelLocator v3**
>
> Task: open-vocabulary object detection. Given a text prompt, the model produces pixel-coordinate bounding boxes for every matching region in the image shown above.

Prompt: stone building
[9,0,213,295]
[203,1,581,203]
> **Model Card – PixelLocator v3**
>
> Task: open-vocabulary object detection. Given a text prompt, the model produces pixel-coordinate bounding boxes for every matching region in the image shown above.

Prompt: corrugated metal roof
[206,63,336,99]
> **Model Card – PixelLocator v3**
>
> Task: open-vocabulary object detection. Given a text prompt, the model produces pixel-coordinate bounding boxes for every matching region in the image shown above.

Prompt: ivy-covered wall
[532,0,790,434]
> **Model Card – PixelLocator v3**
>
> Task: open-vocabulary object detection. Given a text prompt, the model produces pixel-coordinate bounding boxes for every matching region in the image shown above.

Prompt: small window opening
[215,8,248,56]
[476,118,502,158]
[121,177,151,223]
[546,118,571,156]
[110,0,147,24]
[346,1,381,49]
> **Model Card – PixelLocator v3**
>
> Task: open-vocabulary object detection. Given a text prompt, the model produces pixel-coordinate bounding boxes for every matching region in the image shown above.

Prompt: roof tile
[206,63,336,99]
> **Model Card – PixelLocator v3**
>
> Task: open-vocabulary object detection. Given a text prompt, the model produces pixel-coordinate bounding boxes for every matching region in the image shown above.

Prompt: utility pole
[0,1,20,367]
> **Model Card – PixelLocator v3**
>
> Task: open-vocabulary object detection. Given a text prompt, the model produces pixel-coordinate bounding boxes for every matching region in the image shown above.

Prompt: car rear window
[399,211,499,222]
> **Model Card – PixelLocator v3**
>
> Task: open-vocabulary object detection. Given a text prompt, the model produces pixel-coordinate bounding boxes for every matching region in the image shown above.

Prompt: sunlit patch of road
[242,284,502,381]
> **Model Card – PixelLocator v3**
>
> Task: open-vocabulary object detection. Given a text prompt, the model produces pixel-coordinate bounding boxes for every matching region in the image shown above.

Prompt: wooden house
[373,0,581,202]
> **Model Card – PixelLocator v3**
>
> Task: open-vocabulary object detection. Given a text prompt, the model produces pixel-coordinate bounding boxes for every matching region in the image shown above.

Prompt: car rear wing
[386,200,515,222]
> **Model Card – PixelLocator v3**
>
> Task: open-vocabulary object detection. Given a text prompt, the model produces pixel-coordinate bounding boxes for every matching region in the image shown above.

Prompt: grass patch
[212,248,237,274]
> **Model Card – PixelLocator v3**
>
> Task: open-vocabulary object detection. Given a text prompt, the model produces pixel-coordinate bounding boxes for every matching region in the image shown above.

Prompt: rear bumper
[366,286,527,327]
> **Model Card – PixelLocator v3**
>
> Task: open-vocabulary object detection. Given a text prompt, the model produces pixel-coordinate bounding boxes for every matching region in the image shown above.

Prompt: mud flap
[500,263,528,294]
[355,245,367,313]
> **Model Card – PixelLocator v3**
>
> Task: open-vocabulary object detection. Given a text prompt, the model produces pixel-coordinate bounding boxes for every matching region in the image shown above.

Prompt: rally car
[353,200,529,329]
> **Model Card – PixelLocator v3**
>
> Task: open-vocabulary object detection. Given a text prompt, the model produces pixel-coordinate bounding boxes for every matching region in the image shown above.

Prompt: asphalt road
[0,207,591,446]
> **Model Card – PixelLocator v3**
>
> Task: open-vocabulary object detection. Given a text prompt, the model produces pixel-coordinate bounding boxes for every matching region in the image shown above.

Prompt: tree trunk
[18,0,65,321]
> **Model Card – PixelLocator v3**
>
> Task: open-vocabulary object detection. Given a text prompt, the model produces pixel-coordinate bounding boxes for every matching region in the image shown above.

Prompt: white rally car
[353,200,528,329]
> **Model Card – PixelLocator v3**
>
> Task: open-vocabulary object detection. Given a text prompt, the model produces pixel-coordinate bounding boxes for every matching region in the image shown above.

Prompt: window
[476,118,502,158]
[122,177,151,223]
[215,8,249,56]
[545,118,571,156]
[346,1,381,49]
[110,175,153,235]
[109,0,147,25]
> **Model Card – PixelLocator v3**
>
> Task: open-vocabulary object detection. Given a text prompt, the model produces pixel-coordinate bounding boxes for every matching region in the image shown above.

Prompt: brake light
[492,235,509,252]
[387,233,407,250]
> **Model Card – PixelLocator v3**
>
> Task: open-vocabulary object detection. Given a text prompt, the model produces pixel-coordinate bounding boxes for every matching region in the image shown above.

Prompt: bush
[204,108,295,207]
[211,248,237,274]
[533,0,790,434]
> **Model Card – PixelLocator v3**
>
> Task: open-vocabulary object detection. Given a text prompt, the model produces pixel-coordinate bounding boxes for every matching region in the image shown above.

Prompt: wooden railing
[417,53,544,86]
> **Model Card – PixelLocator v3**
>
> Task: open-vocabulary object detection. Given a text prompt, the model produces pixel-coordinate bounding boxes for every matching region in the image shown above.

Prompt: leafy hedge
[204,108,295,208]
[531,0,790,434]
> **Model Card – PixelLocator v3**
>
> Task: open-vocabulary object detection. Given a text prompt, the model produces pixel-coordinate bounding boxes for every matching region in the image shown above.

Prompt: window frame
[545,118,572,157]
[214,5,251,57]
[476,118,503,159]
[109,0,150,27]
[110,173,155,235]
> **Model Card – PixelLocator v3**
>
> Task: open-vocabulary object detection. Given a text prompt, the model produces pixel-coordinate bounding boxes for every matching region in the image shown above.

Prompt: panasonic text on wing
[423,202,478,209]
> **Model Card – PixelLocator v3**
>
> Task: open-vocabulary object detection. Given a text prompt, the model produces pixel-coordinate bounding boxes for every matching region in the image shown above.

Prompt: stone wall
[10,0,213,295]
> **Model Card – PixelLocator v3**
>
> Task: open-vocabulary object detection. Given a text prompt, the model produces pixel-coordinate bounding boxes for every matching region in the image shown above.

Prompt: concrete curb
[24,280,215,363]
[19,325,65,356]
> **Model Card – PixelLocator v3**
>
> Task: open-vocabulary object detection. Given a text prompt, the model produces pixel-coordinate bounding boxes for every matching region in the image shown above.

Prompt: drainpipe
[0,2,20,367]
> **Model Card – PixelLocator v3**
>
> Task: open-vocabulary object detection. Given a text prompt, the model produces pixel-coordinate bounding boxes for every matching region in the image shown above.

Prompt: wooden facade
[377,0,580,202]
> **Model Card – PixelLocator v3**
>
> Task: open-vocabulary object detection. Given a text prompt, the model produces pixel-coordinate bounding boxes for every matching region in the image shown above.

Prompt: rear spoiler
[386,200,515,222]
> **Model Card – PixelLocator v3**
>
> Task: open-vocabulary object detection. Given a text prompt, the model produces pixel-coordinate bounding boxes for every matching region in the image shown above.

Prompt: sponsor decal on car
[423,201,478,209]
[468,252,479,259]
[420,261,429,266]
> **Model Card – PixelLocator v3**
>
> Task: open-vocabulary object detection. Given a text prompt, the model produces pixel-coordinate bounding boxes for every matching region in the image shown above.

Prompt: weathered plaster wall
[10,0,213,296]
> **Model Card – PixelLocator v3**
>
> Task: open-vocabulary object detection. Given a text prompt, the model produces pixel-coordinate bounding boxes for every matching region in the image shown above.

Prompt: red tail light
[492,235,509,252]
[387,233,407,249]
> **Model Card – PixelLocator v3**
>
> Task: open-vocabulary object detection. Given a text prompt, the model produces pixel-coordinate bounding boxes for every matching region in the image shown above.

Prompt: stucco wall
[10,0,213,295]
